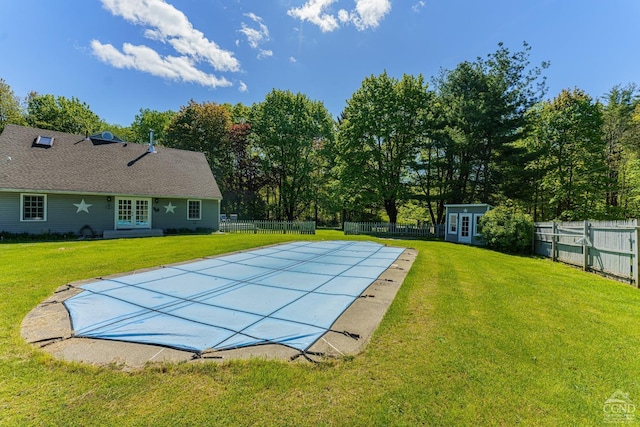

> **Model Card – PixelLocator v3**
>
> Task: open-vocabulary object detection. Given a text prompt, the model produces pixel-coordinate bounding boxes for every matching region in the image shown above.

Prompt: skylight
[35,136,54,147]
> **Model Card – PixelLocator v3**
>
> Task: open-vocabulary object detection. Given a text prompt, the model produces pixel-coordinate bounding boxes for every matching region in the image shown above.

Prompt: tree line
[2,42,639,225]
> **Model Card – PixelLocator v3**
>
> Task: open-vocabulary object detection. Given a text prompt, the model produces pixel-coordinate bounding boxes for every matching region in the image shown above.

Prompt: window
[448,213,458,234]
[474,214,484,236]
[188,200,201,220]
[21,194,47,221]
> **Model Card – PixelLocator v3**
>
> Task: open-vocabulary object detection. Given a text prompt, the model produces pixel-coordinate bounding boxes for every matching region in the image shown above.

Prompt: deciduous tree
[526,88,606,220]
[130,108,175,145]
[25,92,105,134]
[0,78,26,132]
[223,122,267,218]
[337,72,432,223]
[165,100,232,191]
[250,90,334,221]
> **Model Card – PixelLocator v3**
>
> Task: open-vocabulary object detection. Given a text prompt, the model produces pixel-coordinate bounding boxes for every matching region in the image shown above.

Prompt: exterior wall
[0,191,220,235]
[444,204,491,246]
[0,192,113,235]
[152,198,219,231]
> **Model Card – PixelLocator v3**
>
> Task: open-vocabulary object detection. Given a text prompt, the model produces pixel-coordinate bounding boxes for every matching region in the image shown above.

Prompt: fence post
[634,222,639,288]
[551,222,557,262]
[582,220,589,272]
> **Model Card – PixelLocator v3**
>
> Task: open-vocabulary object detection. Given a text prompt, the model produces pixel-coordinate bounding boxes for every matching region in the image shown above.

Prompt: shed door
[116,198,151,229]
[459,213,472,243]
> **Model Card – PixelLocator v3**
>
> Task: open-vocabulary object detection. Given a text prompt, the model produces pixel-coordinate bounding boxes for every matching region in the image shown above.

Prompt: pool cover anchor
[193,350,224,360]
[290,350,325,363]
[28,335,70,348]
[331,329,360,340]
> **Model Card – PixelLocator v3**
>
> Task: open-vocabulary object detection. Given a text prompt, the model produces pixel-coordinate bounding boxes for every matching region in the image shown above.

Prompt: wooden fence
[344,222,445,239]
[219,220,316,235]
[534,220,639,285]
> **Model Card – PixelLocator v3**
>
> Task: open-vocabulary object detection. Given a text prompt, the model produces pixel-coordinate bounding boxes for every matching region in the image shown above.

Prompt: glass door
[135,199,150,227]
[117,199,133,228]
[116,198,151,229]
[459,213,472,243]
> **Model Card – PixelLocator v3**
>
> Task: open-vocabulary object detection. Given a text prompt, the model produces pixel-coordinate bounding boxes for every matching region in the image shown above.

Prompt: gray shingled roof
[0,125,222,199]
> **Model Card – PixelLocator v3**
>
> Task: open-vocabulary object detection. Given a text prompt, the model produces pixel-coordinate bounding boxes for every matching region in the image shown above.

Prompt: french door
[116,198,151,229]
[459,213,472,243]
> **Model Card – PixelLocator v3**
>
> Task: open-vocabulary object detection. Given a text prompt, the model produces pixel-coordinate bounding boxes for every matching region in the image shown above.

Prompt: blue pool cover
[64,240,404,354]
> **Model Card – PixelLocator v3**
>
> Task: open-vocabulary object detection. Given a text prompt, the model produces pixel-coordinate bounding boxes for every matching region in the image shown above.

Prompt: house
[444,203,492,245]
[0,124,222,238]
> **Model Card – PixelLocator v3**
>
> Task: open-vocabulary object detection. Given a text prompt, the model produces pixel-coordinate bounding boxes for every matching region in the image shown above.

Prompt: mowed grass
[2,231,640,425]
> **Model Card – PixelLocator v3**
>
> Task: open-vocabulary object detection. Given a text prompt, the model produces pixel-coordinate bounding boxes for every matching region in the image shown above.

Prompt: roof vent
[35,135,54,147]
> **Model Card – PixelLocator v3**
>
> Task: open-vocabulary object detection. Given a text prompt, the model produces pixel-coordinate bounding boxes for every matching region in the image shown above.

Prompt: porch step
[103,229,164,239]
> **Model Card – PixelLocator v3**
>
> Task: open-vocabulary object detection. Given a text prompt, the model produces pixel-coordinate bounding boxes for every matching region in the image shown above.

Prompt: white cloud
[239,13,270,49]
[412,1,426,13]
[352,0,391,30]
[239,12,273,60]
[287,0,340,33]
[289,56,297,63]
[338,9,351,23]
[238,81,248,92]
[91,40,232,88]
[287,0,391,32]
[93,0,239,88]
[258,49,273,59]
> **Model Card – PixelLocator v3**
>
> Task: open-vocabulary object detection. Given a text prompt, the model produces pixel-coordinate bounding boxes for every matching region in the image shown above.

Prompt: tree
[250,90,334,221]
[408,43,547,224]
[223,122,268,218]
[130,108,175,145]
[526,88,606,220]
[222,102,251,124]
[601,85,640,214]
[337,72,432,223]
[25,92,105,134]
[165,100,232,191]
[0,78,26,132]
[429,42,548,207]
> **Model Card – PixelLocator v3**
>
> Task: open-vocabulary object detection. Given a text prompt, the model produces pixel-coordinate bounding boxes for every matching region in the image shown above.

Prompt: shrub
[0,230,76,243]
[480,206,534,254]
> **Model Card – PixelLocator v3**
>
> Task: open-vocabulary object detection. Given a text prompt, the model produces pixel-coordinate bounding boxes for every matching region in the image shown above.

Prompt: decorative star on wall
[164,202,176,214]
[74,199,92,213]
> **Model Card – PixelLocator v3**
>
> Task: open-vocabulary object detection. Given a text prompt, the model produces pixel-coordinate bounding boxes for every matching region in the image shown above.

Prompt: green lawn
[2,231,640,425]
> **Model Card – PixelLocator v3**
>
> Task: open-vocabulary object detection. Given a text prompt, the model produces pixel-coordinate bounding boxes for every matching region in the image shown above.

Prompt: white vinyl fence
[220,220,316,234]
[344,222,445,239]
[534,220,639,285]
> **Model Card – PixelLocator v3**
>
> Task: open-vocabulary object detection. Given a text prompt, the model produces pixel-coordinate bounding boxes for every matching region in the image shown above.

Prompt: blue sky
[1,0,638,126]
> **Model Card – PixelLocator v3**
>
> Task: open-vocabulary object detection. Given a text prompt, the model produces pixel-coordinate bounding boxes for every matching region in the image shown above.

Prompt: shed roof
[0,125,222,200]
[444,203,492,209]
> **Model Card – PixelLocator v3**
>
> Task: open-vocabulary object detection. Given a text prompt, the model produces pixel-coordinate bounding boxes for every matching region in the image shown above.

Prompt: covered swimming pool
[63,240,406,356]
